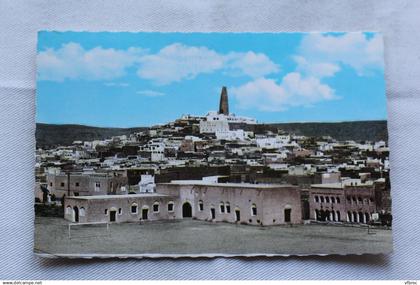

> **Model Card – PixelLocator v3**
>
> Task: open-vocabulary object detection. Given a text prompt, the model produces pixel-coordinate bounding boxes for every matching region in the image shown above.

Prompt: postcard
[34,32,392,257]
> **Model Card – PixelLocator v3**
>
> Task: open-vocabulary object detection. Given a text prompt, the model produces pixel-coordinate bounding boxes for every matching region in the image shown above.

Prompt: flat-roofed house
[46,171,127,198]
[157,181,301,226]
[64,193,177,223]
[64,180,302,226]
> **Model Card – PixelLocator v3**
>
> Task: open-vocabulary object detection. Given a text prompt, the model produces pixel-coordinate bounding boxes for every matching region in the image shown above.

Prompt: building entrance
[210,208,215,219]
[109,210,116,222]
[284,208,291,223]
[235,209,240,222]
[73,206,79,222]
[182,202,192,218]
[142,208,148,220]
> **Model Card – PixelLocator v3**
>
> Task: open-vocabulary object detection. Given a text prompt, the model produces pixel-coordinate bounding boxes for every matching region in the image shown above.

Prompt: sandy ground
[34,217,392,256]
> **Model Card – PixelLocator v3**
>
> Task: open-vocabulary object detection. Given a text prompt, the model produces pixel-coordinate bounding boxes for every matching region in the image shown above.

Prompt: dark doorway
[235,209,240,222]
[353,212,358,223]
[142,208,148,220]
[284,208,291,223]
[302,201,310,220]
[73,206,79,222]
[320,210,326,221]
[359,212,364,223]
[325,210,330,221]
[109,210,116,222]
[182,202,192,218]
[210,208,215,220]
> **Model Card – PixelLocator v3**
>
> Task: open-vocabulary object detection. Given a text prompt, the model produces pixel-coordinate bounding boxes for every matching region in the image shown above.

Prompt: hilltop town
[35,87,391,227]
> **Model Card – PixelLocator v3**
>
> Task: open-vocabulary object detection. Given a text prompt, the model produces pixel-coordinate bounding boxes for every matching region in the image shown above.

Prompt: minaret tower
[218,86,229,115]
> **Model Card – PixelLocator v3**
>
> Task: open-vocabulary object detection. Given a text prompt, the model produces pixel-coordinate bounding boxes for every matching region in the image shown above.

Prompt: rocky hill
[36,123,147,148]
[230,120,388,142]
[36,120,388,148]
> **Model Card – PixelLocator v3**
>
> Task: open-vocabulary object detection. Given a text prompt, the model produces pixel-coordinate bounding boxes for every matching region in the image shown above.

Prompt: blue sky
[37,32,386,127]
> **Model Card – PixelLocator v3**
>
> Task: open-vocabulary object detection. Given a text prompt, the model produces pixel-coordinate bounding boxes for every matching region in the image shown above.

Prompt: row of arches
[347,196,374,205]
[314,195,341,204]
[315,209,372,224]
[66,205,85,222]
[315,209,341,222]
[347,211,371,224]
[315,195,375,206]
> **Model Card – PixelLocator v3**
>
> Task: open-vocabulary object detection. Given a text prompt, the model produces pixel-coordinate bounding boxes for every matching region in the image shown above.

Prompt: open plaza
[34,217,392,256]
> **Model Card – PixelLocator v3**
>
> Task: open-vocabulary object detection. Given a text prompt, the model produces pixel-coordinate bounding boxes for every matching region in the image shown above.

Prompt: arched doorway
[73,206,79,223]
[336,211,341,222]
[182,202,192,218]
[66,206,72,217]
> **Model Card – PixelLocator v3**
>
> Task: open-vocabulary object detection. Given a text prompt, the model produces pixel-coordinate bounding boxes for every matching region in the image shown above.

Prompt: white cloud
[37,42,145,81]
[231,78,287,111]
[136,90,166,97]
[38,42,280,85]
[298,32,384,76]
[137,43,279,85]
[231,32,383,112]
[137,43,225,85]
[282,72,336,103]
[226,51,280,78]
[231,73,336,112]
[293,56,340,78]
